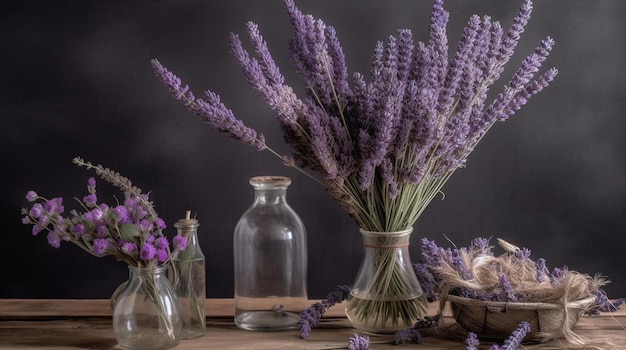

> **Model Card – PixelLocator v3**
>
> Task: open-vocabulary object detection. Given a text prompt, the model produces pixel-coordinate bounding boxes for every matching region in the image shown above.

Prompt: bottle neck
[253,188,287,205]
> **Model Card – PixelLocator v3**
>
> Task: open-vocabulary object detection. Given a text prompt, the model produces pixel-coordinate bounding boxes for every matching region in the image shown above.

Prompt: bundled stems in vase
[347,230,428,332]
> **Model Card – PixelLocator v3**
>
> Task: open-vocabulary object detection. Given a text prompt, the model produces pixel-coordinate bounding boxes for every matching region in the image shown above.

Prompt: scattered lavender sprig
[297,285,350,338]
[489,322,530,350]
[587,290,625,315]
[347,333,369,350]
[394,327,422,344]
[465,332,480,350]
[464,323,529,350]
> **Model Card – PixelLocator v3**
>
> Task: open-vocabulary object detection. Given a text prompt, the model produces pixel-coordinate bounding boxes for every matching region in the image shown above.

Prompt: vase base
[235,310,300,331]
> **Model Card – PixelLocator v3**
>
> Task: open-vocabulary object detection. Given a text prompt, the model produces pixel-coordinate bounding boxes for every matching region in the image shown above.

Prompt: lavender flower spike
[490,321,531,350]
[347,333,369,350]
[297,285,350,338]
[151,59,266,151]
[394,327,422,344]
[465,332,480,350]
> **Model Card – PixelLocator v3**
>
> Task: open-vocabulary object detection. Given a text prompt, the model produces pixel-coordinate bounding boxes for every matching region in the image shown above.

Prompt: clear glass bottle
[233,176,308,331]
[170,211,206,339]
[112,265,182,350]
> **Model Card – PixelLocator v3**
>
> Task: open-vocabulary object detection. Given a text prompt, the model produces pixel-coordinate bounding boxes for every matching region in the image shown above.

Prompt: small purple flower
[155,217,166,230]
[536,258,549,283]
[172,235,188,251]
[588,290,625,315]
[155,248,169,263]
[29,203,43,219]
[394,327,422,344]
[514,247,531,260]
[120,241,137,254]
[44,197,64,214]
[96,225,108,237]
[347,333,369,350]
[26,191,38,202]
[155,237,169,250]
[465,332,480,350]
[83,194,97,207]
[92,238,109,255]
[47,231,62,248]
[21,216,30,225]
[139,243,156,260]
[87,177,96,187]
[31,224,43,236]
[139,219,153,233]
[70,223,85,235]
[113,205,129,223]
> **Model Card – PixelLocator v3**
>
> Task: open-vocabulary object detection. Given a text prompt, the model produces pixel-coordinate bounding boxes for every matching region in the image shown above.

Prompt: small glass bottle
[233,176,308,331]
[170,210,206,339]
[113,265,182,350]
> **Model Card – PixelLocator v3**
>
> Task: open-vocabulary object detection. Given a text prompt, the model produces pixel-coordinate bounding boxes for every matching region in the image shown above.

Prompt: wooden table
[0,299,624,349]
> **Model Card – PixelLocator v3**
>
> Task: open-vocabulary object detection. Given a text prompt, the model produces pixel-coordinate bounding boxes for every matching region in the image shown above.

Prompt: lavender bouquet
[20,157,189,343]
[152,0,556,331]
[21,157,188,269]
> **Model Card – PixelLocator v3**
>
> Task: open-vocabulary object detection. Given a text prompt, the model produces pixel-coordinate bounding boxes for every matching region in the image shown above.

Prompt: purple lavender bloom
[44,197,64,214]
[490,321,530,350]
[155,248,168,263]
[29,203,44,219]
[452,248,471,280]
[70,223,85,235]
[113,205,129,224]
[139,243,156,260]
[514,247,531,261]
[96,225,108,237]
[347,333,369,350]
[26,191,38,202]
[470,237,493,255]
[297,303,322,338]
[83,194,97,207]
[588,290,625,315]
[298,285,350,338]
[31,224,43,236]
[465,332,480,350]
[172,235,188,251]
[87,177,96,187]
[120,241,137,254]
[498,273,518,302]
[549,267,565,284]
[394,327,422,344]
[151,59,266,151]
[536,258,549,283]
[92,238,109,256]
[47,231,62,248]
[21,216,30,225]
[155,218,166,230]
[154,237,169,250]
[413,262,438,302]
[138,219,153,233]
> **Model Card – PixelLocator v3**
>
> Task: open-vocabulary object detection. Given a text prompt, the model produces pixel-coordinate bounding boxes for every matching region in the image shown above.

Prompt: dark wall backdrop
[2,0,625,300]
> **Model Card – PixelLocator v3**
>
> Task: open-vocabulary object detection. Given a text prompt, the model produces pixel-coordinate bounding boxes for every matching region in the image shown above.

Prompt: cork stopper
[176,210,198,227]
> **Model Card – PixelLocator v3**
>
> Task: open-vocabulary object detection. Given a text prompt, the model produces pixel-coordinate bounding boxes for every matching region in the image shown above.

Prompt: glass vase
[170,211,206,339]
[112,265,182,350]
[233,176,308,331]
[346,228,428,334]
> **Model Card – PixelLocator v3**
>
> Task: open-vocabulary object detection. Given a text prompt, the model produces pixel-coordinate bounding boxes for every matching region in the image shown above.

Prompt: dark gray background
[2,0,624,300]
